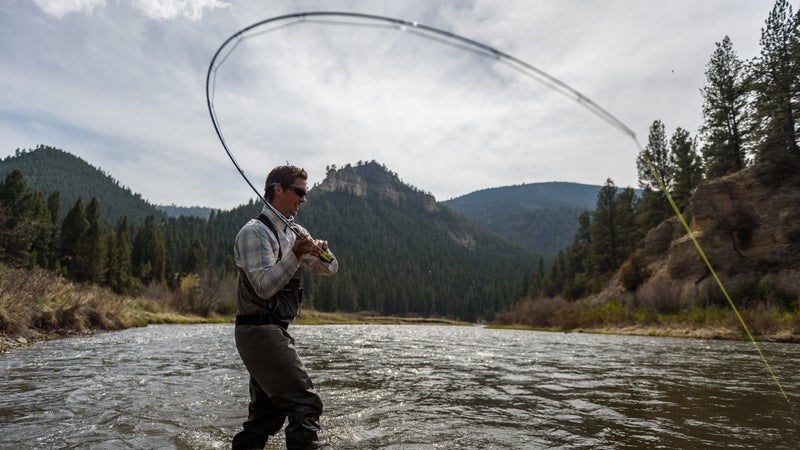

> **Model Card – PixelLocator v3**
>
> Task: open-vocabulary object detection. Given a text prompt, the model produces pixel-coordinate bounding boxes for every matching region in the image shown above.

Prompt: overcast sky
[0,0,772,209]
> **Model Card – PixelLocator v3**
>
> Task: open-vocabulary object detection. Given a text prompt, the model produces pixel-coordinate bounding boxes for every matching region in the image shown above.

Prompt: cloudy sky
[1,0,771,209]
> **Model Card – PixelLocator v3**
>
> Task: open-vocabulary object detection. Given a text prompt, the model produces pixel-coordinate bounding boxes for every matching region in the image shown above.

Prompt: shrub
[636,277,684,314]
[620,254,650,292]
[729,279,795,309]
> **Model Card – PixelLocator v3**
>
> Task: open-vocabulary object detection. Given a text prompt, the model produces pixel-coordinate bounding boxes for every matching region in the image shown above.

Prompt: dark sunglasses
[285,185,308,197]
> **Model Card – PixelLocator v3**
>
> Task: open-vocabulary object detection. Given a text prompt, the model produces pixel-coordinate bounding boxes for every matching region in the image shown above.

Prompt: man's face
[273,177,308,217]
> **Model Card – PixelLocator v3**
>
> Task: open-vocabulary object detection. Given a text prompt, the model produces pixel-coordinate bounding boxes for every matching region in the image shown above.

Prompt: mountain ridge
[2,148,600,259]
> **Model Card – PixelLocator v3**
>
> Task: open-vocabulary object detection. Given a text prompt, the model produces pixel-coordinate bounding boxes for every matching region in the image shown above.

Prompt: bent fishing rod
[205,14,341,264]
[204,11,787,401]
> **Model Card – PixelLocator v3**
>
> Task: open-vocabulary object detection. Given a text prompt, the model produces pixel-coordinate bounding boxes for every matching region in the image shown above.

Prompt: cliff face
[618,159,800,306]
[315,162,437,212]
[314,162,475,248]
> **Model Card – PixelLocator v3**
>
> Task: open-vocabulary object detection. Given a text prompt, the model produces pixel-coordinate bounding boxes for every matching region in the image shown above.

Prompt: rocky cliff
[606,157,800,308]
[314,161,477,249]
[316,162,437,212]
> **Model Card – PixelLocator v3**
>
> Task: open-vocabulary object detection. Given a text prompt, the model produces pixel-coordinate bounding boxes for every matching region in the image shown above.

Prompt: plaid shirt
[234,204,338,300]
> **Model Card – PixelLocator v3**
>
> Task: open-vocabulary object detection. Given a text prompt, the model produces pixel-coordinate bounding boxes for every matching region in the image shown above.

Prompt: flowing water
[1,324,799,449]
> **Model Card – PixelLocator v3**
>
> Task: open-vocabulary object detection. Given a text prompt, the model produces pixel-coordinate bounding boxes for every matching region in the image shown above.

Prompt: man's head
[265,165,308,217]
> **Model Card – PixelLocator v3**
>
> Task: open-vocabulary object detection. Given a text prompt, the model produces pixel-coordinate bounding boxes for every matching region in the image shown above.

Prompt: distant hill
[155,204,215,219]
[0,146,163,224]
[295,162,540,320]
[442,182,601,257]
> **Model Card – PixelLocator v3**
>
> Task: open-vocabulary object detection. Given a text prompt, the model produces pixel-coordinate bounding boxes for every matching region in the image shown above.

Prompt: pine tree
[570,210,592,276]
[46,191,61,270]
[637,120,673,191]
[589,179,638,279]
[107,217,134,294]
[700,36,751,178]
[60,197,89,278]
[526,256,546,298]
[636,120,674,231]
[27,191,53,268]
[182,238,207,274]
[669,128,705,210]
[74,197,105,283]
[0,170,52,267]
[750,0,800,160]
[132,215,167,286]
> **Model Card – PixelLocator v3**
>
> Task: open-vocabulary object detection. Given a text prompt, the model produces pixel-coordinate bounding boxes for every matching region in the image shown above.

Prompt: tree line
[518,0,800,303]
[0,168,181,294]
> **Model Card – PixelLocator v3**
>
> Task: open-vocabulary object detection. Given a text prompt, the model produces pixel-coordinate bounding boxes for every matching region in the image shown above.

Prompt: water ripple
[1,324,799,449]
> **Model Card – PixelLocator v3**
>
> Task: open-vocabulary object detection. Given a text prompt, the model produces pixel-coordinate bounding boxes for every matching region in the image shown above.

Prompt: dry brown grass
[0,264,230,351]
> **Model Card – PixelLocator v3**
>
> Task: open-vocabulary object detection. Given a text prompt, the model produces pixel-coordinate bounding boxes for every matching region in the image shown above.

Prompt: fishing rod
[204,11,787,401]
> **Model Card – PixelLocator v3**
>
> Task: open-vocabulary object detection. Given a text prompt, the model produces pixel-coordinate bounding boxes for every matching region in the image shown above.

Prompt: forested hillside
[299,162,539,320]
[0,146,163,224]
[443,182,600,257]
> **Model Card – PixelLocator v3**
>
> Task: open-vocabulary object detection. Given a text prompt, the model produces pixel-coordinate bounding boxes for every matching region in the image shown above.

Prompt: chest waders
[232,214,324,449]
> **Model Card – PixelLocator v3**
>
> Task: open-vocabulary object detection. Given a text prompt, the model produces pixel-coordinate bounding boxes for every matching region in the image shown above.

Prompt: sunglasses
[285,185,308,197]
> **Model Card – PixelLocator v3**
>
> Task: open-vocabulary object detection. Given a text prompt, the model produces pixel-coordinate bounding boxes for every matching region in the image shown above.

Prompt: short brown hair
[265,165,307,201]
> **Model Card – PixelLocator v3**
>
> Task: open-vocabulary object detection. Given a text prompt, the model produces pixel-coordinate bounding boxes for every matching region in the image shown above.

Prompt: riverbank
[0,264,474,352]
[490,323,800,343]
[3,264,797,352]
[0,309,467,352]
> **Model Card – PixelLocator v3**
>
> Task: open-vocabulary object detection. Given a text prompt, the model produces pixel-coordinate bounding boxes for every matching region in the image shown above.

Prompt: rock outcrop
[614,158,800,306]
[316,162,437,212]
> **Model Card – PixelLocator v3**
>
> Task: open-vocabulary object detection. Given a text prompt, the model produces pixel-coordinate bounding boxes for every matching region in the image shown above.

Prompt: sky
[0,0,773,209]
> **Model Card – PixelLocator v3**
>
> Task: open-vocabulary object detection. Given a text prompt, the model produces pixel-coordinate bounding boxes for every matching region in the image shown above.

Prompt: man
[232,165,338,450]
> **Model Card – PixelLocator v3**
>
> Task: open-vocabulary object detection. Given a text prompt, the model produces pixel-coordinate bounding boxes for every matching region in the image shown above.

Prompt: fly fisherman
[232,165,338,450]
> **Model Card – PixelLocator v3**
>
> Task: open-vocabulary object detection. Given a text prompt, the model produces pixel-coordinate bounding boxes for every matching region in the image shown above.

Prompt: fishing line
[205,11,788,401]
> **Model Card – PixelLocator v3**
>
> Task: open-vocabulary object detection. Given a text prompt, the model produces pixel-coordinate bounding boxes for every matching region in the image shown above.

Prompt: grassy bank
[0,264,228,352]
[293,308,469,326]
[0,264,468,352]
[492,297,800,342]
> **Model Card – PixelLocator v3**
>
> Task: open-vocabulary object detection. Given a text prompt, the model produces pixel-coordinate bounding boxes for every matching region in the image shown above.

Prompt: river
[1,324,799,449]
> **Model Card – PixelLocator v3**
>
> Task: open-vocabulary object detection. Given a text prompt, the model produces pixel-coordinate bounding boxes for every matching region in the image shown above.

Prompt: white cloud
[33,0,229,20]
[132,0,230,21]
[33,0,105,18]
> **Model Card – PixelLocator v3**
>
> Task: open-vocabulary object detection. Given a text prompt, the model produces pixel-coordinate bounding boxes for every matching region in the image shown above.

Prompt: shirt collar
[261,203,294,231]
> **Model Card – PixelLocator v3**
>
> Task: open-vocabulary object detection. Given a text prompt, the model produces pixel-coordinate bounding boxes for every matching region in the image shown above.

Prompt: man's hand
[292,235,316,257]
[310,239,328,258]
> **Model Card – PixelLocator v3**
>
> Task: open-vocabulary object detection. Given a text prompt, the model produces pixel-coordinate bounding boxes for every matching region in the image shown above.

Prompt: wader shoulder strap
[255,213,282,260]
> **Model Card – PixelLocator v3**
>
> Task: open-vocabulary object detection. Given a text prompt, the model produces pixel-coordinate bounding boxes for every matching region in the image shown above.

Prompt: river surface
[1,324,799,449]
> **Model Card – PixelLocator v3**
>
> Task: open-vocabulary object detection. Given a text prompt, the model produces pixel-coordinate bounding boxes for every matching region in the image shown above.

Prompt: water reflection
[1,324,798,449]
